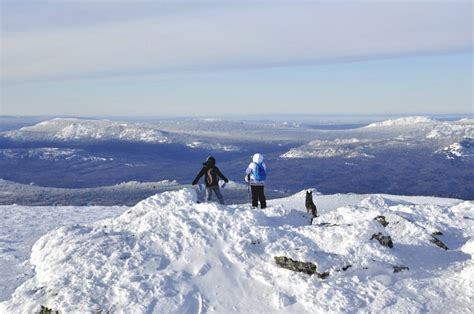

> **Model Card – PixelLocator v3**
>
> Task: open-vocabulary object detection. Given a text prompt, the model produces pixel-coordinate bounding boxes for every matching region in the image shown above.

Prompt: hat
[203,156,216,166]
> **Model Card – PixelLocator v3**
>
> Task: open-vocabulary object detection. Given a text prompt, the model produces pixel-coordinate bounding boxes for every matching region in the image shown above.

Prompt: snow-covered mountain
[1,118,251,153]
[3,117,311,144]
[365,116,435,128]
[282,138,375,159]
[1,116,473,200]
[440,138,474,160]
[1,189,472,312]
[427,120,474,139]
[282,117,474,159]
[4,118,171,143]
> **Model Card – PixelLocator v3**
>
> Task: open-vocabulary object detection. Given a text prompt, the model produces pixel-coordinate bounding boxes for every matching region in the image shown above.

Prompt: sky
[1,1,473,116]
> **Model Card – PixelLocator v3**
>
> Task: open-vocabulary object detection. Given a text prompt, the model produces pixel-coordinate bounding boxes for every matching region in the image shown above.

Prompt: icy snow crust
[2,189,473,313]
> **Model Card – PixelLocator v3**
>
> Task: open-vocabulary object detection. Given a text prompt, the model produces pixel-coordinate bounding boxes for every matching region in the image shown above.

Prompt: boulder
[274,256,329,279]
[374,215,389,227]
[370,232,394,248]
[430,236,449,250]
[393,265,409,273]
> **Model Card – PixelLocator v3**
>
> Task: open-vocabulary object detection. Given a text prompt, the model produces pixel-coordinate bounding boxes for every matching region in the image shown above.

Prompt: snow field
[0,205,127,302]
[1,189,473,313]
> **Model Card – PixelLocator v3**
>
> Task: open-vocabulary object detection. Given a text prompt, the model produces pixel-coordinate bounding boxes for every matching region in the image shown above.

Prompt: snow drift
[1,189,473,313]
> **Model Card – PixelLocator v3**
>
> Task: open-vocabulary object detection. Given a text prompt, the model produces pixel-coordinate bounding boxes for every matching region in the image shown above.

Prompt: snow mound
[5,118,170,143]
[1,190,473,313]
[365,116,435,128]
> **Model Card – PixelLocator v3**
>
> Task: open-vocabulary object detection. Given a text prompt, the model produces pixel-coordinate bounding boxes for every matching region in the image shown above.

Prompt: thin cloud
[2,2,472,82]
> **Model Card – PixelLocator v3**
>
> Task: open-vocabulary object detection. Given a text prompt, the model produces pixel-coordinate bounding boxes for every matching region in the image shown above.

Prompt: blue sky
[1,1,472,116]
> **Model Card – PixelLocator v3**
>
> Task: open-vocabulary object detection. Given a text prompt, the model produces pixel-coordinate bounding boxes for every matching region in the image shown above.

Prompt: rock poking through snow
[0,190,472,313]
[274,256,330,279]
[274,256,317,275]
[370,232,394,248]
[430,236,449,250]
[393,266,410,273]
[374,215,389,227]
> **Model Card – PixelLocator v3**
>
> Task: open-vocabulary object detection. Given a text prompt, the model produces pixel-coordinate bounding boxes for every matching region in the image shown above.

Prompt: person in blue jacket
[245,153,267,209]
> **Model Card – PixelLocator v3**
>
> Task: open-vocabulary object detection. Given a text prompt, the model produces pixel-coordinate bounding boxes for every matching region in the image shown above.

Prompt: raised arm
[192,167,206,185]
[216,167,229,183]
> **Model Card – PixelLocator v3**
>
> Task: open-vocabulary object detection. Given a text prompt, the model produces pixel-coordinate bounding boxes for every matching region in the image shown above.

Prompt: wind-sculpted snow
[1,189,472,313]
[0,204,127,302]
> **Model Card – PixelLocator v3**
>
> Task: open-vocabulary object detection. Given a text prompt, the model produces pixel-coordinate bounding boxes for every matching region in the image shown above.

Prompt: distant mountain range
[1,116,473,201]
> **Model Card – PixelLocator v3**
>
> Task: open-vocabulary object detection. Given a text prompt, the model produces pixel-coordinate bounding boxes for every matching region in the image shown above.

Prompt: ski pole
[247,175,251,204]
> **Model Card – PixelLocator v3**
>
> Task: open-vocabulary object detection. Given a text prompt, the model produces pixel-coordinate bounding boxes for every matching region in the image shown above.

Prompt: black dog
[305,191,318,223]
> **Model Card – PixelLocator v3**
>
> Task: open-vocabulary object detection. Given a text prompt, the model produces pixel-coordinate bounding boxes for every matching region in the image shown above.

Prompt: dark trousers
[251,185,266,208]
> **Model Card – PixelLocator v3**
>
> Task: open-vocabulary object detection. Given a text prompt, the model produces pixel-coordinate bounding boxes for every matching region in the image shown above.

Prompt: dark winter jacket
[192,158,228,187]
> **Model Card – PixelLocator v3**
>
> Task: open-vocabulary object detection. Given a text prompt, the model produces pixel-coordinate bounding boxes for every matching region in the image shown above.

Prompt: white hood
[252,153,264,163]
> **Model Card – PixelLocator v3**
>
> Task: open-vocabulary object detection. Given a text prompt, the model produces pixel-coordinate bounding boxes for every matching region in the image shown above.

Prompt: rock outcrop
[274,256,329,279]
[370,232,394,248]
[374,215,389,227]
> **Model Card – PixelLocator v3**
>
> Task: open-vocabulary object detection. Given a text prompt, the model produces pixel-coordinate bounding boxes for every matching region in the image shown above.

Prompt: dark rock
[316,222,338,227]
[274,256,316,275]
[374,215,389,227]
[274,256,329,279]
[430,236,449,250]
[39,306,59,314]
[316,222,337,227]
[342,265,352,271]
[393,265,409,273]
[431,231,443,236]
[316,223,352,227]
[370,232,394,248]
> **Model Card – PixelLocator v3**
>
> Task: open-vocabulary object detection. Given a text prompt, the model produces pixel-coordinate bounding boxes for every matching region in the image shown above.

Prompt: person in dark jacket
[192,156,229,204]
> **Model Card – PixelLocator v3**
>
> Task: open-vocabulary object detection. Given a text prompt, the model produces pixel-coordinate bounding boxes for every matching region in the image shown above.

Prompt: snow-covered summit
[281,138,375,159]
[1,189,472,313]
[427,119,474,139]
[440,138,474,159]
[365,116,435,128]
[5,118,170,143]
[282,118,474,159]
